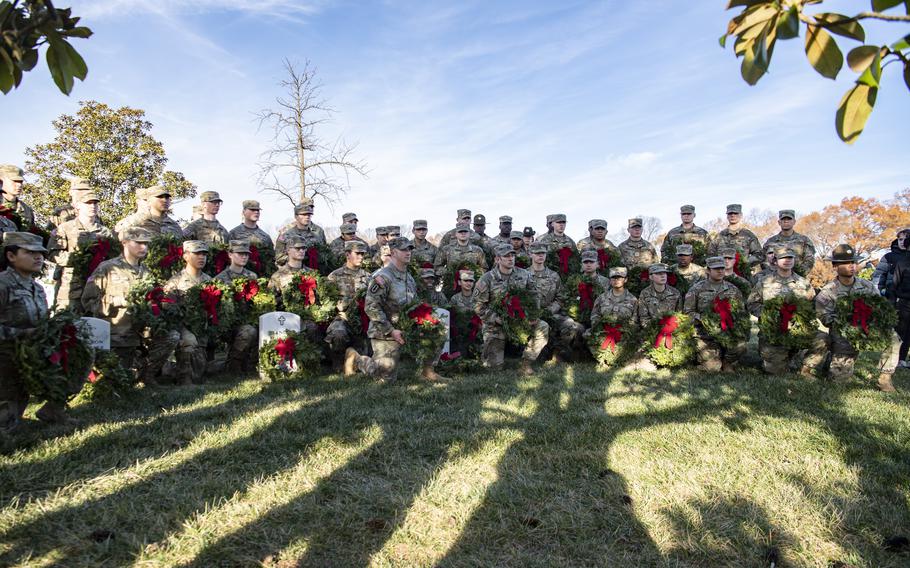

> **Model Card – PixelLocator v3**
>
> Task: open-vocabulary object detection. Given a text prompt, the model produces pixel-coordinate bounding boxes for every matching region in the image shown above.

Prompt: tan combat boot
[420,364,448,382]
[518,360,535,376]
[343,348,360,377]
[877,372,896,393]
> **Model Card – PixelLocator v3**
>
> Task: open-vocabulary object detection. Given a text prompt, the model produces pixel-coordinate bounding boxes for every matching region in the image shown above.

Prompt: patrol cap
[183,240,209,254]
[826,243,862,263]
[412,219,428,229]
[494,243,516,257]
[458,270,476,281]
[774,246,796,258]
[375,226,390,236]
[510,230,524,239]
[342,212,358,223]
[78,192,100,204]
[138,185,170,200]
[228,239,251,254]
[200,191,222,203]
[457,208,471,219]
[726,204,743,214]
[2,231,47,252]
[379,244,391,257]
[719,247,737,258]
[528,242,548,254]
[473,214,486,226]
[69,177,92,191]
[609,267,628,278]
[344,240,368,253]
[675,244,694,256]
[455,223,470,233]
[294,203,314,215]
[419,268,436,279]
[0,165,24,181]
[389,236,414,251]
[588,219,608,230]
[705,256,725,269]
[388,225,401,236]
[580,250,598,263]
[242,199,261,210]
[628,217,643,228]
[121,227,153,243]
[285,235,307,248]
[649,263,669,274]
[680,204,696,214]
[545,214,555,225]
[523,226,536,237]
[340,223,356,234]
[499,215,513,224]
[778,209,796,220]
[551,213,567,223]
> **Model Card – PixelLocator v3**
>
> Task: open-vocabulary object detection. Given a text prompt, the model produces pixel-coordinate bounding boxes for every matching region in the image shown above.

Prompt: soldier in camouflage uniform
[118,185,184,239]
[721,247,753,296]
[48,177,92,230]
[345,237,447,382]
[577,219,621,265]
[276,197,326,245]
[636,263,682,328]
[419,268,450,308]
[707,204,763,271]
[113,195,148,237]
[751,246,777,286]
[471,214,495,253]
[747,246,815,374]
[275,203,323,266]
[523,226,535,249]
[580,249,611,288]
[229,200,275,252]
[800,244,900,391]
[492,216,514,246]
[183,191,230,244]
[330,223,359,263]
[536,213,577,253]
[529,242,585,361]
[439,209,486,249]
[0,165,35,228]
[434,224,488,279]
[510,230,531,268]
[661,205,709,262]
[410,219,438,267]
[48,191,113,312]
[618,218,658,268]
[268,235,319,341]
[325,241,371,367]
[474,244,549,375]
[370,226,391,262]
[341,212,359,229]
[83,227,153,383]
[684,256,746,372]
[449,270,476,312]
[213,240,259,374]
[387,225,402,239]
[589,267,638,330]
[763,209,816,276]
[670,244,705,284]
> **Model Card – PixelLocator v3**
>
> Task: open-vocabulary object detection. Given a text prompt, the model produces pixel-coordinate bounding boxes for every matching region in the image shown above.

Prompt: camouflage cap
[183,240,209,254]
[2,231,47,252]
[379,244,391,258]
[609,267,628,278]
[389,236,414,251]
[242,200,261,210]
[458,270,476,281]
[719,247,737,258]
[680,204,696,214]
[137,185,170,200]
[528,242,547,254]
[375,226,390,236]
[826,244,862,263]
[342,212,358,223]
[340,223,357,234]
[294,203,314,215]
[580,250,598,263]
[419,268,436,279]
[778,209,796,219]
[121,227,153,243]
[344,240,368,253]
[588,219,608,230]
[774,246,796,258]
[494,243,516,257]
[705,256,725,269]
[228,239,251,254]
[457,208,471,219]
[510,230,524,239]
[0,165,24,180]
[413,219,428,229]
[551,213,567,223]
[675,244,694,256]
[387,225,401,235]
[726,204,742,214]
[649,263,669,274]
[523,226,536,237]
[628,217,643,228]
[285,235,307,248]
[473,214,486,225]
[200,191,222,203]
[545,214,555,225]
[499,215,513,223]
[455,223,470,233]
[69,177,92,191]
[78,192,100,204]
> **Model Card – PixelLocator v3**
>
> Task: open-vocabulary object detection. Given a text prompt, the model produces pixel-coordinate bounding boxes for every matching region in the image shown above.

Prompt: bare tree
[639,215,663,243]
[255,59,368,207]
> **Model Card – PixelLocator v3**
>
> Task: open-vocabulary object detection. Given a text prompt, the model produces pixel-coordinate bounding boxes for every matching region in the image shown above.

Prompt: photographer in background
[880,228,910,367]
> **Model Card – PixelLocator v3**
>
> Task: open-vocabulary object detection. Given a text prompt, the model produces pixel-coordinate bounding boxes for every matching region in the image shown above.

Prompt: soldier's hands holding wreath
[391,329,405,345]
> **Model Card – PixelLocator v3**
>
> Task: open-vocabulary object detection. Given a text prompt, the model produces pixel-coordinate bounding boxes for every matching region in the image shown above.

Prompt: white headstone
[258,311,302,347]
[78,317,111,351]
[434,308,451,355]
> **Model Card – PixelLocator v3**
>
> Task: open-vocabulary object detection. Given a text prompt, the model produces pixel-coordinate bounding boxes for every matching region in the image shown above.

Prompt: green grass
[1,360,909,567]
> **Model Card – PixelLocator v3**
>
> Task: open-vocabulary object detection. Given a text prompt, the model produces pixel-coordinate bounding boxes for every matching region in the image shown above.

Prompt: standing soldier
[473,244,550,375]
[330,223,359,262]
[661,205,709,262]
[529,242,585,361]
[800,244,900,391]
[410,219,438,267]
[684,256,746,372]
[48,177,92,229]
[472,214,495,253]
[82,227,153,383]
[618,218,658,267]
[577,219,621,261]
[671,244,706,284]
[492,216,514,246]
[522,226,535,249]
[763,209,816,276]
[183,191,230,244]
[276,197,326,245]
[160,240,212,385]
[537,213,577,253]
[388,225,402,239]
[439,209,485,249]
[0,165,35,228]
[707,204,763,272]
[48,191,113,312]
[636,263,682,328]
[325,241,371,369]
[434,223,488,279]
[510,230,531,268]
[229,200,274,251]
[345,237,448,382]
[590,267,638,331]
[341,212,359,231]
[275,203,322,266]
[214,240,259,374]
[119,186,183,238]
[720,247,753,296]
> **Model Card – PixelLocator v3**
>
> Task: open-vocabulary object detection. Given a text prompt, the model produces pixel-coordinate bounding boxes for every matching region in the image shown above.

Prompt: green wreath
[641,311,696,368]
[258,331,323,381]
[832,292,898,352]
[126,277,183,335]
[14,311,94,405]
[672,237,708,266]
[665,268,692,298]
[730,250,751,278]
[203,242,231,277]
[564,273,606,326]
[436,351,484,375]
[626,266,651,296]
[442,261,484,298]
[74,350,137,402]
[587,315,638,368]
[281,271,340,323]
[515,251,532,269]
[490,285,542,345]
[450,305,483,358]
[70,237,122,283]
[546,246,580,279]
[342,288,370,337]
[301,241,339,276]
[229,277,277,326]
[248,243,276,279]
[145,234,185,282]
[407,262,431,296]
[182,280,237,340]
[724,274,752,300]
[592,247,622,277]
[699,295,751,350]
[758,295,818,349]
[397,299,448,365]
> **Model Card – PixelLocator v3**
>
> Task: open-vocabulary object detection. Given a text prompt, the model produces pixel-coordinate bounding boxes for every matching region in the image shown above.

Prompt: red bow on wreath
[305,246,319,270]
[87,239,111,280]
[214,250,230,274]
[421,262,434,269]
[600,323,623,352]
[200,285,222,325]
[469,314,482,341]
[408,303,439,325]
[0,206,16,221]
[440,351,461,362]
[160,243,183,268]
[712,297,734,331]
[357,297,369,333]
[48,324,79,371]
[453,269,464,292]
[597,249,610,270]
[578,281,595,311]
[235,279,259,302]
[779,303,797,333]
[655,315,678,349]
[297,275,317,306]
[504,295,526,319]
[249,245,262,272]
[732,252,743,277]
[145,286,175,316]
[667,272,678,287]
[557,247,573,275]
[275,337,296,363]
[851,298,873,334]
[639,269,650,282]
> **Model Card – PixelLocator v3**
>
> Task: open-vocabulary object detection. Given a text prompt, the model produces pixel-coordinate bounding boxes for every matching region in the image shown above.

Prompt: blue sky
[1,0,907,240]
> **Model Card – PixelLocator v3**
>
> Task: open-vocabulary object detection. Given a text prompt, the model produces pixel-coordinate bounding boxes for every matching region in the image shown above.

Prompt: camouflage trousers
[758,337,804,375]
[325,317,363,354]
[548,314,584,354]
[52,268,84,314]
[801,330,900,381]
[356,338,403,381]
[145,328,206,384]
[694,328,744,371]
[226,324,258,372]
[482,319,550,369]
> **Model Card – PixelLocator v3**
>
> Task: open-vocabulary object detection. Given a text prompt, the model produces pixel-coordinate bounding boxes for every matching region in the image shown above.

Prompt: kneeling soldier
[325,241,370,369]
[684,256,746,372]
[214,240,259,374]
[161,240,212,385]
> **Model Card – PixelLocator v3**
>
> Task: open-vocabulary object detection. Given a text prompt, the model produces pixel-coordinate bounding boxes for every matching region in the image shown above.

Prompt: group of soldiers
[1,163,906,429]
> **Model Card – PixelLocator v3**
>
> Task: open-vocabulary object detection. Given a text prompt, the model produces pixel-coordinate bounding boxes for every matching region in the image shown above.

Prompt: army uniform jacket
[410,239,438,267]
[268,263,317,294]
[746,272,814,317]
[229,224,274,250]
[127,214,184,239]
[636,285,681,328]
[531,266,567,315]
[537,233,577,253]
[0,268,48,340]
[0,216,16,233]
[764,232,816,275]
[618,238,658,268]
[708,228,763,266]
[164,269,211,297]
[591,289,638,329]
[473,267,540,329]
[814,277,877,328]
[275,225,322,265]
[683,279,744,321]
[421,288,450,309]
[183,218,230,244]
[439,228,486,250]
[672,263,706,284]
[577,237,621,259]
[82,257,147,347]
[113,210,147,237]
[449,291,475,313]
[327,265,370,316]
[214,267,258,285]
[49,218,114,303]
[365,264,417,339]
[433,242,488,277]
[1,198,35,228]
[660,225,709,260]
[49,203,76,230]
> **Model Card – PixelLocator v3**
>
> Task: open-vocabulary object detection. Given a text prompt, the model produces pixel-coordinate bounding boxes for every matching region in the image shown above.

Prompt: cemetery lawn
[1,361,909,567]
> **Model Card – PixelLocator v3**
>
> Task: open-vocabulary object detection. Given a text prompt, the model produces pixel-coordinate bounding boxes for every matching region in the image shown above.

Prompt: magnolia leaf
[856,52,882,87]
[814,13,865,42]
[805,24,843,79]
[871,0,906,12]
[904,62,910,93]
[719,34,728,48]
[45,40,74,94]
[892,34,910,51]
[835,83,877,144]
[847,45,881,72]
[0,48,14,94]
[776,8,800,40]
[727,0,771,9]
[731,4,777,35]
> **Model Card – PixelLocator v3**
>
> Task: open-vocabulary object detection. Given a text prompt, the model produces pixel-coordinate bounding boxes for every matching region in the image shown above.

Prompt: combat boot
[344,348,360,377]
[518,360,535,376]
[877,372,896,393]
[420,364,448,382]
